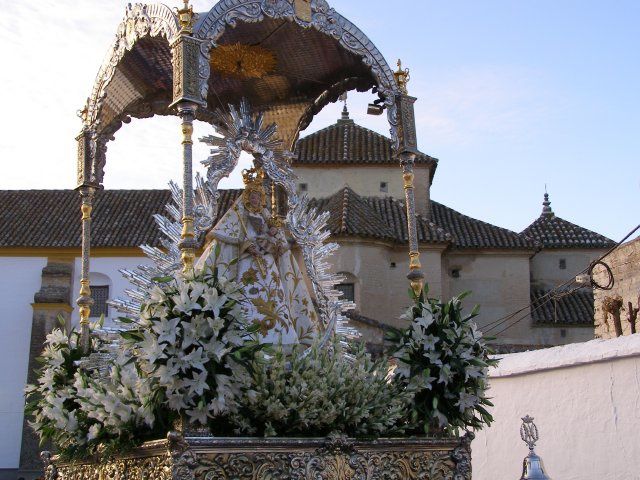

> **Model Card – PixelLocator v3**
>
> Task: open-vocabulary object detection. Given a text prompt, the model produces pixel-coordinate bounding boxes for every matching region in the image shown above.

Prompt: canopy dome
[81,0,402,186]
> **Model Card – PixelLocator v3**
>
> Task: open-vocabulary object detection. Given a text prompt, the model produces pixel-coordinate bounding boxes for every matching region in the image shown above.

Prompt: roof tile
[294,115,437,168]
[531,288,594,325]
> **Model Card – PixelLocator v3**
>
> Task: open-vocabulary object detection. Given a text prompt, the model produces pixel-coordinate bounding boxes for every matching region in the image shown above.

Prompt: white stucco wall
[0,257,47,468]
[326,241,443,329]
[530,249,603,289]
[473,334,640,480]
[71,256,152,328]
[294,165,431,216]
[443,252,533,344]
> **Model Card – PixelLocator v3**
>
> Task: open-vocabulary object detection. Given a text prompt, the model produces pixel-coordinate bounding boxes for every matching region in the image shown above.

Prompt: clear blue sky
[327,0,639,242]
[0,0,637,241]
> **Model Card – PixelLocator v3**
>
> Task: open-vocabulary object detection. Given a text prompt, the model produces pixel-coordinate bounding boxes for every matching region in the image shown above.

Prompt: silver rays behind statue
[109,99,358,347]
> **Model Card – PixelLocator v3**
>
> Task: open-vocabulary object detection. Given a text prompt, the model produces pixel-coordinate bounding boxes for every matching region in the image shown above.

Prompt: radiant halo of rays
[109,99,359,349]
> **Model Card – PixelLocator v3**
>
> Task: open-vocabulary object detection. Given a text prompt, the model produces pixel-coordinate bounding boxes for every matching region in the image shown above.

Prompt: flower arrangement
[387,286,498,432]
[24,322,155,457]
[118,265,263,430]
[26,277,497,457]
[231,338,412,437]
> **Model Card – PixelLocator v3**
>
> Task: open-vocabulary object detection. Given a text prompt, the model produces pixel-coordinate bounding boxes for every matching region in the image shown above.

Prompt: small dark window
[298,183,308,192]
[390,262,396,268]
[91,285,109,318]
[379,181,388,193]
[559,259,567,270]
[451,268,461,278]
[336,283,355,302]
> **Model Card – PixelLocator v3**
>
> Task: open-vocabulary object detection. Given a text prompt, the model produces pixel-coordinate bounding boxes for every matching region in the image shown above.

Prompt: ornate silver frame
[42,432,473,480]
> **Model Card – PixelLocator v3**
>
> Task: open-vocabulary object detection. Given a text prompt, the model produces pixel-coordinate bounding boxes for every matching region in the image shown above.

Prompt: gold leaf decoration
[210,43,277,79]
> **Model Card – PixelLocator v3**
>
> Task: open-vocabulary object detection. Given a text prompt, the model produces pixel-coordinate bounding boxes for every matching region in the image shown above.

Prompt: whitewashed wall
[473,334,640,480]
[0,257,47,469]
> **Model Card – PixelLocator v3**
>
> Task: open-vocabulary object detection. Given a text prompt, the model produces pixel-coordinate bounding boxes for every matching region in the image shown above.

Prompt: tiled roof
[309,187,450,244]
[0,190,240,248]
[0,188,537,250]
[294,111,437,170]
[430,201,536,250]
[530,288,594,326]
[521,194,615,249]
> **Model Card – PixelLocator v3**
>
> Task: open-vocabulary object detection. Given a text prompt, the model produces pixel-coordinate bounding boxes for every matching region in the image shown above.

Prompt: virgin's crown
[242,167,264,187]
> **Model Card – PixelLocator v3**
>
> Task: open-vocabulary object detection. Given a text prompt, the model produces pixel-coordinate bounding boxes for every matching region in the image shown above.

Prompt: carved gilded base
[44,432,473,480]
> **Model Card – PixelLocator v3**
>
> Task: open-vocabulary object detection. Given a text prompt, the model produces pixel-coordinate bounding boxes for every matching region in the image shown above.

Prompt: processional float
[51,1,473,478]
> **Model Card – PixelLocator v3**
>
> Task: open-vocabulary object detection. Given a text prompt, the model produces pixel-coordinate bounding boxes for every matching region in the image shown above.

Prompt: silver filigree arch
[110,99,358,346]
[83,3,180,131]
[193,0,401,148]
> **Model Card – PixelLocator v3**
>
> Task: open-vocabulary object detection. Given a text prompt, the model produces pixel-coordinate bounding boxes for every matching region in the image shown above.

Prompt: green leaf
[120,331,144,342]
[152,276,173,283]
[117,316,135,324]
[408,287,417,302]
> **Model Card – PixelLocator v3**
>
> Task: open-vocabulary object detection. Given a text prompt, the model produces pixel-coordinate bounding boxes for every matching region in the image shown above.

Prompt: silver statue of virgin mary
[197,167,317,345]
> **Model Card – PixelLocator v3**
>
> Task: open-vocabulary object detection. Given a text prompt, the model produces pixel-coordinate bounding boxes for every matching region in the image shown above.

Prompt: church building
[0,107,614,476]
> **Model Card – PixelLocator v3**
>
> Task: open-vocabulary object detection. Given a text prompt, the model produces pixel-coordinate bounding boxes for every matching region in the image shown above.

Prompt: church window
[298,183,308,192]
[91,285,109,318]
[559,259,566,270]
[451,268,461,278]
[379,181,388,192]
[336,283,355,302]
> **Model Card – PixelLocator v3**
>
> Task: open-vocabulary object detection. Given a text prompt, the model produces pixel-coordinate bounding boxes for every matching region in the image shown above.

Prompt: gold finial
[394,59,410,94]
[177,0,195,32]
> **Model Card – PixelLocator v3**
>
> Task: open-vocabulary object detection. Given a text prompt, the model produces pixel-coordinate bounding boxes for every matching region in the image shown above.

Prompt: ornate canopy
[74,0,424,346]
[78,0,408,187]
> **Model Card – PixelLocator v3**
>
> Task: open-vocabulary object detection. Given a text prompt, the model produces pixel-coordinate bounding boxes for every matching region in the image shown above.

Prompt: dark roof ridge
[521,211,615,249]
[366,194,453,243]
[430,200,536,250]
[340,185,350,233]
[299,117,391,143]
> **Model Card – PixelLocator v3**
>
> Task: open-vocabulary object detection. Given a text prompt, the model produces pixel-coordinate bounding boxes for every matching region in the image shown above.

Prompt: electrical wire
[481,223,640,336]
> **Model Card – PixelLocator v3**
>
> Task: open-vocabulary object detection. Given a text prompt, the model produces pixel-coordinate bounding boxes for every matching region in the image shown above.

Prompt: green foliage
[387,285,498,433]
[230,338,412,437]
[26,275,497,457]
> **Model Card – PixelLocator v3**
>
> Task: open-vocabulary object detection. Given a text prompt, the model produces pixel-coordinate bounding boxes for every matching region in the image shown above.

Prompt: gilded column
[394,60,425,296]
[177,102,197,274]
[76,186,96,352]
[75,126,100,352]
[171,1,203,274]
